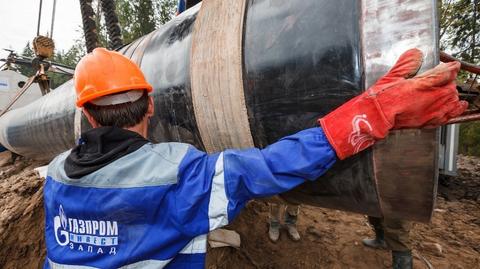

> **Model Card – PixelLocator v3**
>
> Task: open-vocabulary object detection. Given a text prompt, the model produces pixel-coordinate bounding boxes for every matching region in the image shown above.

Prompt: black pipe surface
[0,1,438,221]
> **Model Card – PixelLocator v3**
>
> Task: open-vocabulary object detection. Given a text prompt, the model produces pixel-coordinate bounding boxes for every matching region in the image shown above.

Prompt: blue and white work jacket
[44,128,336,268]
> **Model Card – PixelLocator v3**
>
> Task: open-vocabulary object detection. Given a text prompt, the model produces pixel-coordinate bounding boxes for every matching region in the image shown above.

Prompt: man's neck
[124,120,148,139]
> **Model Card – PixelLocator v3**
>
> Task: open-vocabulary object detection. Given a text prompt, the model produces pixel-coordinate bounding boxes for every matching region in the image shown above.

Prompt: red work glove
[319,49,468,160]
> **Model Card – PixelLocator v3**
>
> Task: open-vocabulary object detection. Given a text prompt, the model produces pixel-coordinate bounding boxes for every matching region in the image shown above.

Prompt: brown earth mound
[0,152,478,269]
[0,152,46,269]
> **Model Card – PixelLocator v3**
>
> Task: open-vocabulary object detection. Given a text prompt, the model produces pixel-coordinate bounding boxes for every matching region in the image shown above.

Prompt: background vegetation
[440,0,480,156]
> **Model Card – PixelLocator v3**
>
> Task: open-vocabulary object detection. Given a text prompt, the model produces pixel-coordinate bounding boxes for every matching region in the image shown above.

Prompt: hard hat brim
[76,84,153,107]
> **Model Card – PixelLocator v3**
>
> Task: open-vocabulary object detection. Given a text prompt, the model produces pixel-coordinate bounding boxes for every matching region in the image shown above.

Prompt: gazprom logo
[54,205,70,246]
[53,205,119,255]
[60,205,67,230]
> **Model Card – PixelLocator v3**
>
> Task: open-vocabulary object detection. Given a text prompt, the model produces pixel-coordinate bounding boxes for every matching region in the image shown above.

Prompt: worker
[269,202,301,242]
[362,217,413,269]
[176,0,186,15]
[43,48,466,268]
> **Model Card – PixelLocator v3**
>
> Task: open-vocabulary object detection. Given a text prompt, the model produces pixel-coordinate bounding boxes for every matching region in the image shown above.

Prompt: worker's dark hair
[84,90,149,128]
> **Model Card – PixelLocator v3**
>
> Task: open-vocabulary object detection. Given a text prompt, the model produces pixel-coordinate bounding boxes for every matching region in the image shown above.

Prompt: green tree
[459,122,480,156]
[49,41,85,88]
[116,0,156,43]
[154,0,177,26]
[115,0,176,43]
[17,43,36,78]
[439,0,480,156]
[440,0,479,64]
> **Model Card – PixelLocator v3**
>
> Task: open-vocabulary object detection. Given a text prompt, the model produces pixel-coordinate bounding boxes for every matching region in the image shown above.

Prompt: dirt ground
[0,151,479,269]
[207,155,480,269]
[0,152,46,269]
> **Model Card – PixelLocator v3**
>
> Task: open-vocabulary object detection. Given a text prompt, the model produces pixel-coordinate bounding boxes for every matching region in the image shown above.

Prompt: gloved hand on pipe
[319,48,468,160]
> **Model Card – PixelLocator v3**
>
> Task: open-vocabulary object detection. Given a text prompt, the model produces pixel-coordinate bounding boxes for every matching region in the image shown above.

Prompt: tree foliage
[439,0,479,64]
[439,0,480,156]
[116,1,157,44]
[459,122,480,156]
[17,43,36,78]
[153,0,178,26]
[49,42,85,88]
[108,0,176,44]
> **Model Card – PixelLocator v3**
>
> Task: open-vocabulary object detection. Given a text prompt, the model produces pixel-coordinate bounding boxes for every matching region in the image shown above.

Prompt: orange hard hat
[74,48,153,107]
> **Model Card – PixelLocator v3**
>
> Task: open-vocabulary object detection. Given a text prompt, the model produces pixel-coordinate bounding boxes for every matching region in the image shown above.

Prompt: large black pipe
[241,0,379,216]
[186,0,202,9]
[0,0,439,222]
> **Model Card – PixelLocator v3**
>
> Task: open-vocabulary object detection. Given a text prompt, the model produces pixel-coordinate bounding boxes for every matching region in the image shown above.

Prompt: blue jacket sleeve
[174,127,336,235]
[223,127,336,219]
[177,0,186,14]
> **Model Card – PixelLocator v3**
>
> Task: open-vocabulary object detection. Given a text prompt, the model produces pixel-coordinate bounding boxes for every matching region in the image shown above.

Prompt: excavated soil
[206,155,480,269]
[0,152,479,269]
[0,152,46,269]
